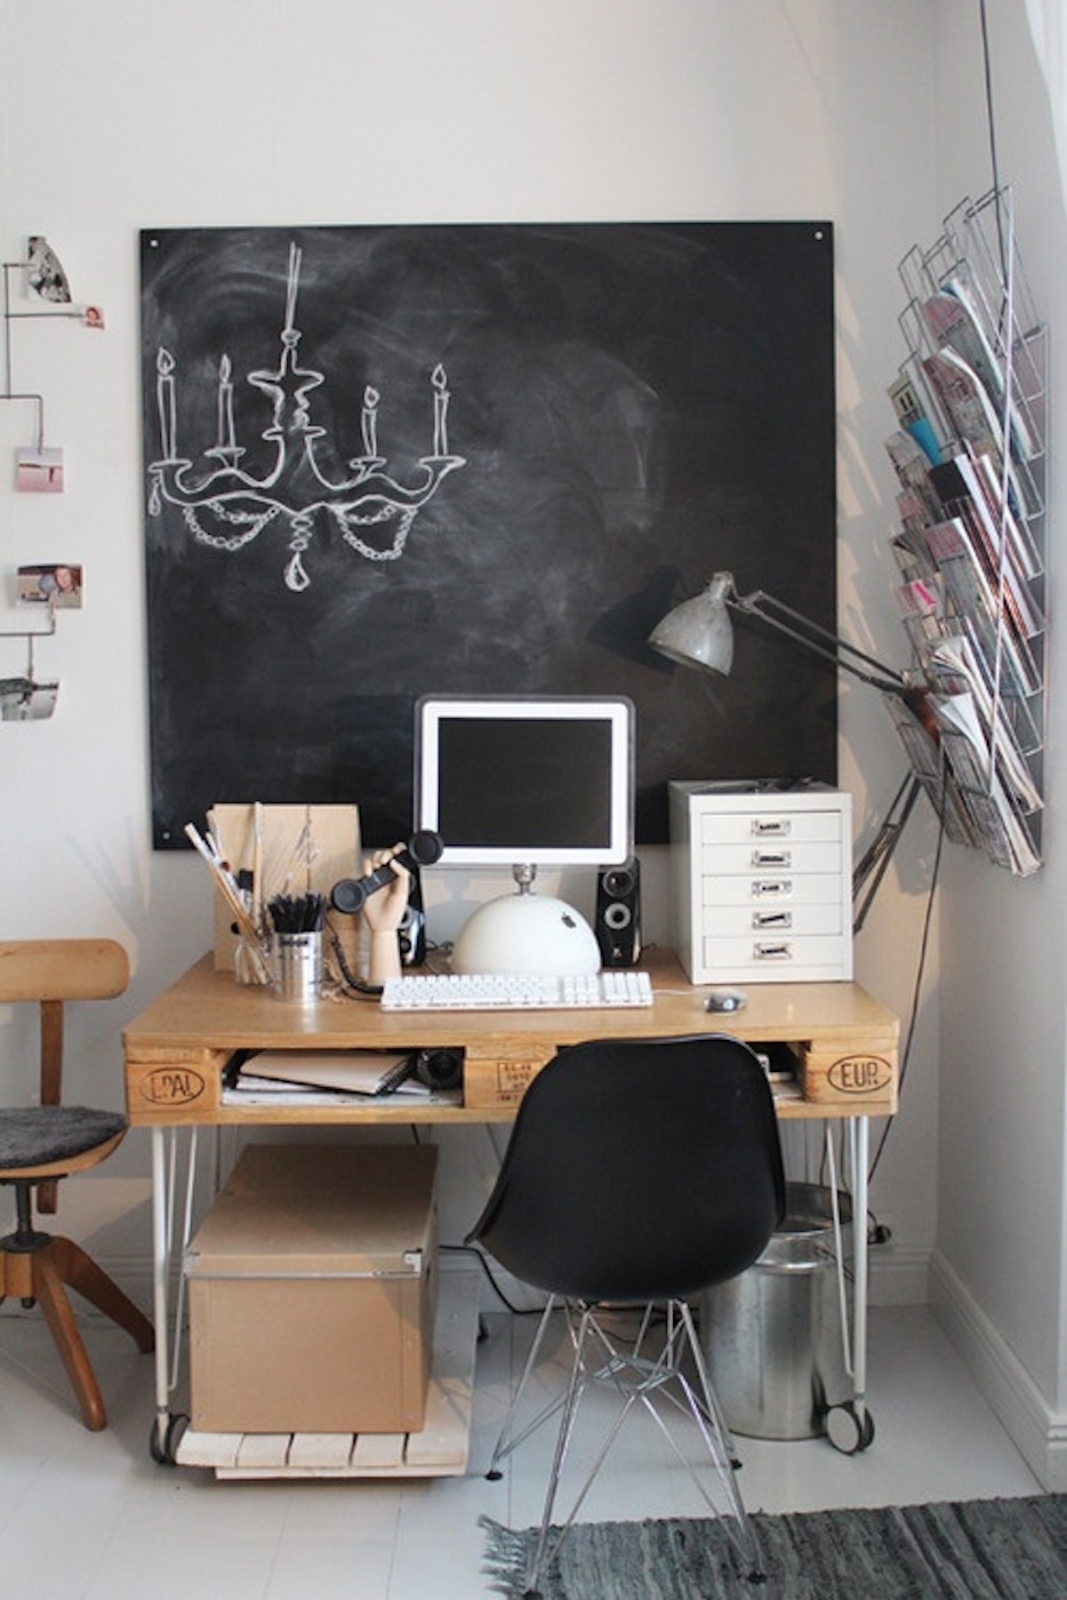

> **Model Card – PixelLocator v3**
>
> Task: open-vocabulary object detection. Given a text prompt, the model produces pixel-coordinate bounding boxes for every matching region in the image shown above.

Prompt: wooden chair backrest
[0,940,130,1212]
[0,940,129,1007]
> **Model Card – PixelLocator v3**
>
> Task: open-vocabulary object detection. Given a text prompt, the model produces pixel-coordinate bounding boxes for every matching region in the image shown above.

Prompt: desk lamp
[648,571,930,929]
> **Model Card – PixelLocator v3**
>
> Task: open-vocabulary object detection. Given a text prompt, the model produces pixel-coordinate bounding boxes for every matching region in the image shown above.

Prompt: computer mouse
[705,988,747,1014]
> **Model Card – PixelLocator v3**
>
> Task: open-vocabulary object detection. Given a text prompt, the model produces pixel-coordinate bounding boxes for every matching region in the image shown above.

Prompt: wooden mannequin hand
[361,844,411,933]
[362,844,410,984]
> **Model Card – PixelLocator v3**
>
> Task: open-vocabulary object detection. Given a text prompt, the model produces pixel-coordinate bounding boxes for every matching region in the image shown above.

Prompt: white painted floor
[0,1295,1041,1599]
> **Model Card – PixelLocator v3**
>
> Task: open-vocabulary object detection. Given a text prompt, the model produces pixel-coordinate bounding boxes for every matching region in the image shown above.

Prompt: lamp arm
[730,587,906,695]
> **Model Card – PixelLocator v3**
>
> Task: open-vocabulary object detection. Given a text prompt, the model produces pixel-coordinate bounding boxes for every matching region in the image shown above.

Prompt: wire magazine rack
[885,186,1047,876]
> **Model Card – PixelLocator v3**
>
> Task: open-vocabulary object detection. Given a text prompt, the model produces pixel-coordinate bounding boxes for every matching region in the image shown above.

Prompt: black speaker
[595,857,641,967]
[412,1047,464,1091]
[398,866,426,966]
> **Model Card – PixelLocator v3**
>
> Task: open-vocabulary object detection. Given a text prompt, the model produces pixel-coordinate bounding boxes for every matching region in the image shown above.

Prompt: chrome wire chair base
[486,1296,766,1597]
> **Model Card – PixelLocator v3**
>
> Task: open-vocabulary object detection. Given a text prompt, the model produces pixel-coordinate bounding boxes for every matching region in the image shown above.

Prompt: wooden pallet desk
[123,949,898,1475]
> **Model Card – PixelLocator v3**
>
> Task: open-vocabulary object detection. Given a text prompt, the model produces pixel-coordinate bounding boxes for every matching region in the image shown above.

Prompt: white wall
[927,0,1067,1487]
[0,4,946,1303]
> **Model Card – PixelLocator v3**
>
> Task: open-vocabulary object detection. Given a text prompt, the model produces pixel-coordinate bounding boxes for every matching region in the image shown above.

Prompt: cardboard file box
[186,1143,438,1435]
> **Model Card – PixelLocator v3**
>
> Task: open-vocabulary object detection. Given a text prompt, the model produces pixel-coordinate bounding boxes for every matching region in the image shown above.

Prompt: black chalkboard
[141,223,837,849]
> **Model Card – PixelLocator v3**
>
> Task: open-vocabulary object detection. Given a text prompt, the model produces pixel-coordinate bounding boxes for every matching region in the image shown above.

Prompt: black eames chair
[468,1033,786,1596]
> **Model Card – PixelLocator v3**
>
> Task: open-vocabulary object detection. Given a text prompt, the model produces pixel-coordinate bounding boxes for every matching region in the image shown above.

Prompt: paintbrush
[185,822,272,982]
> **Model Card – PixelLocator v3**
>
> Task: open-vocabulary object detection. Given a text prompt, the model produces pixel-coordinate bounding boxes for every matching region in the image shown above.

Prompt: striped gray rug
[481,1496,1067,1598]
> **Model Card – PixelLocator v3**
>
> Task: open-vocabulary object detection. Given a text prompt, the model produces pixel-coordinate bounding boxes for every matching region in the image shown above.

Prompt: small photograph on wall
[17,563,83,608]
[140,223,838,849]
[16,446,65,493]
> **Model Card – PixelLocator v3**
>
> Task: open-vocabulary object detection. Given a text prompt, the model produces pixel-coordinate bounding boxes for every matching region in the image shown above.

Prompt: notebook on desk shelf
[237,1049,420,1097]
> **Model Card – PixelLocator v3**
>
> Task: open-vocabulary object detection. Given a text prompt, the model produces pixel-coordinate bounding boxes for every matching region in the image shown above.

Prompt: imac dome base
[451,893,600,976]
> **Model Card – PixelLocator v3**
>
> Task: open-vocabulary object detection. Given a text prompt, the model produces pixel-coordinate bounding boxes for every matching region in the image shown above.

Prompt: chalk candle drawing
[146,242,465,592]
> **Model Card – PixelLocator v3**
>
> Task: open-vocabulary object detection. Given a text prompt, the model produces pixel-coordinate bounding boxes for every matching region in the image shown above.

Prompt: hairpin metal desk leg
[148,1126,195,1465]
[825,1116,875,1454]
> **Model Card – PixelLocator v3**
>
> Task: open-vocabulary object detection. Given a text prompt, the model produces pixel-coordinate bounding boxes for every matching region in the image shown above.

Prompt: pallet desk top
[123,949,899,1128]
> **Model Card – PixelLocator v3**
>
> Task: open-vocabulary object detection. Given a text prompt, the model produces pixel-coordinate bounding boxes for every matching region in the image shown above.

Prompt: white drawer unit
[669,781,853,984]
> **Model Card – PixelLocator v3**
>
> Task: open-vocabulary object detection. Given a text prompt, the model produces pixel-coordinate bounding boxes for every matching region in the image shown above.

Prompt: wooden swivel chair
[469,1033,786,1597]
[0,939,154,1430]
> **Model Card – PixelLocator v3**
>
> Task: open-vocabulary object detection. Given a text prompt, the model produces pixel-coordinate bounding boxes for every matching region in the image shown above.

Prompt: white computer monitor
[414,694,635,973]
[414,694,634,868]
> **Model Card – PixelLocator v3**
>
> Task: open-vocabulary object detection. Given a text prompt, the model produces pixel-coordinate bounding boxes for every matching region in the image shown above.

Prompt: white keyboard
[380,969,654,1012]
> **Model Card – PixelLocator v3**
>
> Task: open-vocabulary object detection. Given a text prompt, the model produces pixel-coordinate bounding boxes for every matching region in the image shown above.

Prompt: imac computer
[414,694,635,975]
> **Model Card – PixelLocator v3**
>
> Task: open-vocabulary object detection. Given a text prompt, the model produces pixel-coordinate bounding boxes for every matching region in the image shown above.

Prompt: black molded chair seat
[468,1032,785,1596]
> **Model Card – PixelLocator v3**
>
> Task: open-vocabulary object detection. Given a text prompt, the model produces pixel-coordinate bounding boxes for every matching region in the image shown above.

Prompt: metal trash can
[701,1181,852,1440]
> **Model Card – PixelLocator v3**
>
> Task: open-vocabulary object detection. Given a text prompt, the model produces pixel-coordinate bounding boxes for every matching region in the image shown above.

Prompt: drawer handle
[751,818,791,836]
[752,910,792,929]
[751,879,793,898]
[752,849,792,867]
[754,941,793,961]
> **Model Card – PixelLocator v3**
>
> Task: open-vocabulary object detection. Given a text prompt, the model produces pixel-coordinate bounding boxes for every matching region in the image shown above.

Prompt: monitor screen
[415,695,634,868]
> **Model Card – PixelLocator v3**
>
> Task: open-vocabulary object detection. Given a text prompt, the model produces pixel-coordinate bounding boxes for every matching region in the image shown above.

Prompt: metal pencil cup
[272,931,323,1002]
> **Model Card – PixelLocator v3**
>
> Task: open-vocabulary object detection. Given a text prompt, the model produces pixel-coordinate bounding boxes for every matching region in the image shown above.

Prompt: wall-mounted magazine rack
[885,187,1046,876]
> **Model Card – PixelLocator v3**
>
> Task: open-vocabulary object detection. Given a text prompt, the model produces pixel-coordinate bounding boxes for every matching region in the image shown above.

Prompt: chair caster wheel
[825,1400,875,1454]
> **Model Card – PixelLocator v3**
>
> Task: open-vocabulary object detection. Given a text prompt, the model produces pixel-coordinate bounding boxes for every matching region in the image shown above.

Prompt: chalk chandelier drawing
[147,242,465,592]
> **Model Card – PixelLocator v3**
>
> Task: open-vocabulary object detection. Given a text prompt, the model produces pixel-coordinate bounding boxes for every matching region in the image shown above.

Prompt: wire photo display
[140,222,838,849]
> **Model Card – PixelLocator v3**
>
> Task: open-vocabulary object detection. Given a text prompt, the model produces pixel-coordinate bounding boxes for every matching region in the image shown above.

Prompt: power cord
[867,766,946,1189]
[439,1242,548,1317]
[327,929,382,998]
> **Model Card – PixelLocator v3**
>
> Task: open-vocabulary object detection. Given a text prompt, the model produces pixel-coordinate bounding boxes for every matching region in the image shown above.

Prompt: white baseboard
[62,1235,935,1309]
[466,1244,933,1316]
[930,1250,1067,1491]
[867,1242,930,1306]
[103,1243,932,1315]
